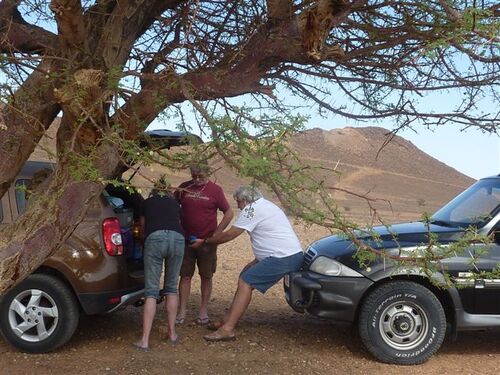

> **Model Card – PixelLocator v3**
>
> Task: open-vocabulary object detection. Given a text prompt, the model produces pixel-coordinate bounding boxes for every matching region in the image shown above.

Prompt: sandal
[175,316,185,324]
[195,317,210,326]
[207,320,224,331]
[204,327,236,342]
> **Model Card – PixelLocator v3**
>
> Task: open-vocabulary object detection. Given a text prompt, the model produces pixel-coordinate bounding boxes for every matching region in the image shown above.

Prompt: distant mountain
[292,126,471,184]
[286,127,474,223]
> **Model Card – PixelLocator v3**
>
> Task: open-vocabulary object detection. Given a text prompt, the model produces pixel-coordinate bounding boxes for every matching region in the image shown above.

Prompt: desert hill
[292,126,466,182]
[32,123,474,226]
[286,126,474,223]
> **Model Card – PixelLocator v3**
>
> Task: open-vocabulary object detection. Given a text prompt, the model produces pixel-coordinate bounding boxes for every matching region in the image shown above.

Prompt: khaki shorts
[180,243,217,278]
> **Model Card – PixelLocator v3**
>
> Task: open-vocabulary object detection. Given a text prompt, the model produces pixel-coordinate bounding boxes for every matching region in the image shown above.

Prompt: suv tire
[358,281,446,365]
[0,274,80,353]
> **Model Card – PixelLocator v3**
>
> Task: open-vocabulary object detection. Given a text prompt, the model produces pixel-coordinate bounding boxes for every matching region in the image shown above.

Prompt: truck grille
[303,246,317,268]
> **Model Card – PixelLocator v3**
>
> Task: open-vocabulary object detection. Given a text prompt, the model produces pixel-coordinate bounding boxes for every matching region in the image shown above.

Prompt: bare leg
[177,276,191,320]
[220,277,253,332]
[165,294,179,341]
[199,276,213,319]
[136,297,157,348]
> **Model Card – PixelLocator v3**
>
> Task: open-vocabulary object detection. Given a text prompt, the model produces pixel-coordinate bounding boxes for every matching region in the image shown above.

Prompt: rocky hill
[287,127,474,224]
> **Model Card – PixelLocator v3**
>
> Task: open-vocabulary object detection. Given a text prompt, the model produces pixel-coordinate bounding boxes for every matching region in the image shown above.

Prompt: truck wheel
[0,274,79,353]
[358,281,446,365]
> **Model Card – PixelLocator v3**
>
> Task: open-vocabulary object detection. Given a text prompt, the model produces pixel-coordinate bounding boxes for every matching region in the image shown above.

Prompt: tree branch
[0,0,58,53]
[50,0,88,54]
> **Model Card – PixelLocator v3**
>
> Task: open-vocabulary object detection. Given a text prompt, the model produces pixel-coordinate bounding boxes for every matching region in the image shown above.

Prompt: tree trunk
[0,61,60,198]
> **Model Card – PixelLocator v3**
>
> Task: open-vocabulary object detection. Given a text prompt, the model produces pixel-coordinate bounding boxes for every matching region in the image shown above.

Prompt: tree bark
[0,62,60,198]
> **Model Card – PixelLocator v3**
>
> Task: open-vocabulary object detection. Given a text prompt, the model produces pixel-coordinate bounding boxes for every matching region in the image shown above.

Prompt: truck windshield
[431,178,500,228]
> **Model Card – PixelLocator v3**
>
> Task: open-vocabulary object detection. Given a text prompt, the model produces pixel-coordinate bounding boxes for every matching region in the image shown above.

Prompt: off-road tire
[359,281,446,365]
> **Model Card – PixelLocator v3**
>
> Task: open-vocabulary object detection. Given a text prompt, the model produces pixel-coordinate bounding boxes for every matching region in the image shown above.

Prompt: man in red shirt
[176,164,234,324]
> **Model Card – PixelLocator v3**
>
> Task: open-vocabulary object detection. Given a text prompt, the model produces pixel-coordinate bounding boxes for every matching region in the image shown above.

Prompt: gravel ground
[2,228,500,374]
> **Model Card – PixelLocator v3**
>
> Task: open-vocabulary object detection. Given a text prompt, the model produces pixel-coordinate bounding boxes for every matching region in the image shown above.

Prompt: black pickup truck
[285,175,500,365]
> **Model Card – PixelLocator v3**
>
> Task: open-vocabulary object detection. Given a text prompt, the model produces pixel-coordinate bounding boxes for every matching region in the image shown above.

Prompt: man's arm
[213,208,234,236]
[191,225,244,248]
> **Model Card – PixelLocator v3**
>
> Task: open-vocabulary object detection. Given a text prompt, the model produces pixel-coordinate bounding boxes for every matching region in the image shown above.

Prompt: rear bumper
[78,286,144,315]
[284,271,373,322]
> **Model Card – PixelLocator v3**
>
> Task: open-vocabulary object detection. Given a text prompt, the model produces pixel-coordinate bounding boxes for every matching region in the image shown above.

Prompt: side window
[15,179,31,215]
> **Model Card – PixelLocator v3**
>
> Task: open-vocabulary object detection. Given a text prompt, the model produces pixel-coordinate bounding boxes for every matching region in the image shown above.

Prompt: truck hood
[306,221,464,269]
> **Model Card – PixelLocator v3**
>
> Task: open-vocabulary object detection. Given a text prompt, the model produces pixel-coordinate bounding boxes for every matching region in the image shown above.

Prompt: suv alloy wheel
[0,274,79,353]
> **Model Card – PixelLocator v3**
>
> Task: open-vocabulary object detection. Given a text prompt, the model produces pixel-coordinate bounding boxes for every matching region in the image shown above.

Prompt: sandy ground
[2,228,500,375]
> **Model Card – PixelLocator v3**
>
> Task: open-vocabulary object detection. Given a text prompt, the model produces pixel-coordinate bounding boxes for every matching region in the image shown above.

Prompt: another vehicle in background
[0,130,199,353]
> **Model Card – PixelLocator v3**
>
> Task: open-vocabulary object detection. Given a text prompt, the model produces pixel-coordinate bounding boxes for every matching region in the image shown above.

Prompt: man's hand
[190,226,244,250]
[190,238,205,249]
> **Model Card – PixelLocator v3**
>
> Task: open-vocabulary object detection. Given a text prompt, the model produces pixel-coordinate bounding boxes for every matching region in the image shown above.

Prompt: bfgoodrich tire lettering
[359,281,446,365]
[0,274,79,353]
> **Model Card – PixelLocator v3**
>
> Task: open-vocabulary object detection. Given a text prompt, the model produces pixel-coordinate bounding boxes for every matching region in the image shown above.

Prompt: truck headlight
[309,256,363,277]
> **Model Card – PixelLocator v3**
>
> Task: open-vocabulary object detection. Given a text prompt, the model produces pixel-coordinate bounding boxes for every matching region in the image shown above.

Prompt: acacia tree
[0,0,498,293]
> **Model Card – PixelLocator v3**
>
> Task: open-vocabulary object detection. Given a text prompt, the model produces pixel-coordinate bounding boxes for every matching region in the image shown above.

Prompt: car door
[441,245,477,313]
[471,220,500,314]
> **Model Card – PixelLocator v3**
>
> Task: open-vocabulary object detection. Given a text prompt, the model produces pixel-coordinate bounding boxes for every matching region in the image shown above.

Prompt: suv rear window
[15,179,30,215]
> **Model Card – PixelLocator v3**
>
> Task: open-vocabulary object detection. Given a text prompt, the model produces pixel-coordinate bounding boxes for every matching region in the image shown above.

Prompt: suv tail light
[102,217,124,256]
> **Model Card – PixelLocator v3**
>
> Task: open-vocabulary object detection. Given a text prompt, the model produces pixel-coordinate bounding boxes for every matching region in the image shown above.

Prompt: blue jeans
[144,230,185,299]
[241,251,304,294]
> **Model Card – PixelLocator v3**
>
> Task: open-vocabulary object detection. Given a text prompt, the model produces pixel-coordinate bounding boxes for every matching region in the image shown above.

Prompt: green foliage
[352,214,494,289]
[424,2,499,57]
[139,107,495,290]
[67,152,101,182]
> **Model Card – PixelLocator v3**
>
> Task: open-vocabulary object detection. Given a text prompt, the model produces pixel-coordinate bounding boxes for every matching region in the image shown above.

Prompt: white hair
[233,185,263,203]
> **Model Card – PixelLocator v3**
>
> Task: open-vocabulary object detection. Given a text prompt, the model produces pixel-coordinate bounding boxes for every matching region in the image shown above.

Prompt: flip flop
[195,317,210,326]
[132,343,150,352]
[175,316,185,324]
[203,328,236,342]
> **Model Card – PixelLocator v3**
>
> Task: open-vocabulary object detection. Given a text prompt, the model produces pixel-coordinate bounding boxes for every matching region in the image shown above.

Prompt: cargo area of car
[103,185,145,275]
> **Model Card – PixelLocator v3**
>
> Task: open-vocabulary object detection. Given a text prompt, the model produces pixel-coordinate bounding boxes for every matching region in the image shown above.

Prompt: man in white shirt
[190,185,304,341]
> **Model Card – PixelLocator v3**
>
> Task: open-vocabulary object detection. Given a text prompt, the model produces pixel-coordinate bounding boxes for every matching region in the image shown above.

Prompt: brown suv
[0,131,193,353]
